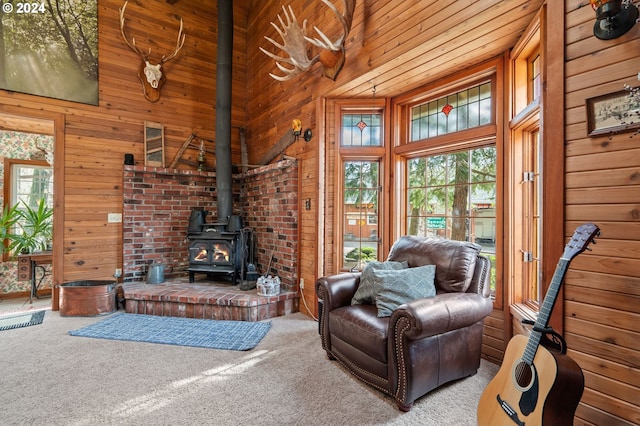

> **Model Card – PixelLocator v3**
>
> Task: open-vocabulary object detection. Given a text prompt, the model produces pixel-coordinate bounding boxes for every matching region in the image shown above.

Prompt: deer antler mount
[119,1,186,102]
[260,0,356,81]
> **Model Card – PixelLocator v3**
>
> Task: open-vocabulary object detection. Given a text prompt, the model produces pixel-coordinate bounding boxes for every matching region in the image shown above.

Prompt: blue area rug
[69,313,271,351]
[0,310,46,331]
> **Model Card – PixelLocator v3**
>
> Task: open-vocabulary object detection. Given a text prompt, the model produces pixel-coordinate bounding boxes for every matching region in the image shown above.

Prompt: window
[342,160,380,270]
[395,70,500,298]
[336,102,386,272]
[530,54,541,102]
[2,159,53,259]
[407,147,496,241]
[11,162,54,208]
[523,129,542,305]
[406,147,497,294]
[342,113,382,146]
[510,11,544,312]
[410,82,492,141]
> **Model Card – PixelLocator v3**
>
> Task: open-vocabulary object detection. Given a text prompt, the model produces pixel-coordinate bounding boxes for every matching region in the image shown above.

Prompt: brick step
[122,278,299,322]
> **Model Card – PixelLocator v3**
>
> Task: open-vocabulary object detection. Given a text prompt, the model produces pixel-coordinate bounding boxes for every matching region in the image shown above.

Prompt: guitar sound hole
[513,360,535,391]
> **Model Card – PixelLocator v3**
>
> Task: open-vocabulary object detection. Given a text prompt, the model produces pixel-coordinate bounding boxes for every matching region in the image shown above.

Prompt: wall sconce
[591,0,639,40]
[303,128,312,142]
[292,119,312,142]
[292,119,302,137]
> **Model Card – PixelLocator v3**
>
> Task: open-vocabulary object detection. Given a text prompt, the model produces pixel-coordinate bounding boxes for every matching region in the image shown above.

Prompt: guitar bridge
[497,394,525,426]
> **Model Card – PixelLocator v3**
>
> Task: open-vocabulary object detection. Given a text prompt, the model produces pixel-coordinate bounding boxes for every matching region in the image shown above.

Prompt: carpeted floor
[0,296,51,316]
[0,310,498,425]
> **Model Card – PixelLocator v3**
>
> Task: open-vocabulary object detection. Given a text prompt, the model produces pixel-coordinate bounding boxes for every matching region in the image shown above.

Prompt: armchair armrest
[391,292,493,340]
[315,272,361,311]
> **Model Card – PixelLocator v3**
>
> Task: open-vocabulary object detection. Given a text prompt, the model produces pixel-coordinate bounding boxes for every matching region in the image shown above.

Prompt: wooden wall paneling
[322,99,337,276]
[579,387,640,426]
[563,0,640,423]
[298,151,318,318]
[482,310,506,364]
[569,350,640,397]
[566,185,640,204]
[0,114,54,134]
[566,167,640,189]
[575,404,637,426]
[565,313,638,353]
[566,146,640,172]
[565,280,640,315]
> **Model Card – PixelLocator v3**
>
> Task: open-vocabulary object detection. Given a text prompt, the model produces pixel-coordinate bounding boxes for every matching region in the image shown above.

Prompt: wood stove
[188,230,239,283]
[187,212,249,284]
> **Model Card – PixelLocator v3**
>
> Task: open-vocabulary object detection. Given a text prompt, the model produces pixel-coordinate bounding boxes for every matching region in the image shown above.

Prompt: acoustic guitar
[477,223,600,426]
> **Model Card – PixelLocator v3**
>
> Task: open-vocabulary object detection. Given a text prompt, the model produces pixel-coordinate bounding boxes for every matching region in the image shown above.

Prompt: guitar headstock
[562,223,600,261]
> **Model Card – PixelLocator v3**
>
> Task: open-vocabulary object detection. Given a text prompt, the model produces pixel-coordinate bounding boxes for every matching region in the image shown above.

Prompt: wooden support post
[257,131,296,165]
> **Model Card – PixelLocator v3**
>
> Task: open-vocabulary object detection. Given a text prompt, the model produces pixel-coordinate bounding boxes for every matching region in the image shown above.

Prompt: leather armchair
[316,236,493,411]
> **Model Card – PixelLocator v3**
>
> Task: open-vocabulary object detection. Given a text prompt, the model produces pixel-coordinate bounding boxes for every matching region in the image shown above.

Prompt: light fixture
[292,119,302,137]
[591,0,639,40]
[291,119,312,142]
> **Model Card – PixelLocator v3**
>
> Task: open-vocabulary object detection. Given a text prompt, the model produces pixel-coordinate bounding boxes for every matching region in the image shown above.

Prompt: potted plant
[0,203,21,256]
[0,199,53,257]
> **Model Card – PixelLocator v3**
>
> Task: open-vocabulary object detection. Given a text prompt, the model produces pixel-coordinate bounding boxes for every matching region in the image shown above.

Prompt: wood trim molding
[0,105,65,311]
[541,2,565,334]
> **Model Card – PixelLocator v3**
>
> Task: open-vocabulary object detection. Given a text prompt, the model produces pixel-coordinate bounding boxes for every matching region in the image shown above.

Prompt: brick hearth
[123,277,299,322]
[122,160,299,292]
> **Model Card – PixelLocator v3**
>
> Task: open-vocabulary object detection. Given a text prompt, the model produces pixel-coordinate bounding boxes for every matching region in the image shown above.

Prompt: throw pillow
[351,260,408,305]
[374,264,436,317]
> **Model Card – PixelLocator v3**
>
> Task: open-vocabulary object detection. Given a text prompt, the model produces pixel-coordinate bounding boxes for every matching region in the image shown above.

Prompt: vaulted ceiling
[320,0,546,98]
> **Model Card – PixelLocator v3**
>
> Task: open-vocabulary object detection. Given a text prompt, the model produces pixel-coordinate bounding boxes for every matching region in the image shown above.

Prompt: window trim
[507,3,565,334]
[334,98,391,271]
[508,107,541,312]
[0,106,64,311]
[2,158,52,261]
[392,57,505,309]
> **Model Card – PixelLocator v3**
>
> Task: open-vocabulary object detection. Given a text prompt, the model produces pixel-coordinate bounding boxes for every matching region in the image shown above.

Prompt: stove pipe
[215,0,233,223]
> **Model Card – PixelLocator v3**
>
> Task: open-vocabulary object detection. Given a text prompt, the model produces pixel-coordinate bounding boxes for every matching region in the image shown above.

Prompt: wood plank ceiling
[324,0,546,98]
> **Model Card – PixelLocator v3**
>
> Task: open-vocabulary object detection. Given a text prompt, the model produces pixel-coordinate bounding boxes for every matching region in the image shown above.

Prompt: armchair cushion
[387,236,481,293]
[351,260,408,305]
[330,304,389,363]
[374,264,436,317]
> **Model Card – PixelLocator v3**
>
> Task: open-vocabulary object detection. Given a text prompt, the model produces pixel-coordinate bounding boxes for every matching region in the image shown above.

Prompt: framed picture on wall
[586,90,640,136]
[0,1,98,105]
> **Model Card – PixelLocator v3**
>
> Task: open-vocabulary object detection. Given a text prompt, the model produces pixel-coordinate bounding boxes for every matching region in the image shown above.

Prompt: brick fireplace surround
[121,160,300,321]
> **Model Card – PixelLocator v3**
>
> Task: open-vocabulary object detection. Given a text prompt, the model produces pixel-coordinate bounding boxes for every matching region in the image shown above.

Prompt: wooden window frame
[333,98,391,272]
[507,3,565,334]
[2,158,52,261]
[392,58,505,309]
[508,108,542,312]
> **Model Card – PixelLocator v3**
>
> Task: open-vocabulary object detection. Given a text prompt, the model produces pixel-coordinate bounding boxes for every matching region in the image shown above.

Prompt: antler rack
[260,0,356,81]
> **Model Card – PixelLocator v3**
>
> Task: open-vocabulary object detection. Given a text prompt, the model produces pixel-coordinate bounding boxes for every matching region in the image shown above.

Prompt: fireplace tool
[246,235,259,281]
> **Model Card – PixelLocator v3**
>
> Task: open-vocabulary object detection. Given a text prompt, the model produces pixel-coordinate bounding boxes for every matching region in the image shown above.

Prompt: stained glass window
[342,113,382,146]
[410,82,492,141]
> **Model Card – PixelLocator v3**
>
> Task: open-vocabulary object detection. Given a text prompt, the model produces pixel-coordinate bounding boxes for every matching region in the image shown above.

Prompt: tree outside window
[407,147,496,292]
[342,160,380,270]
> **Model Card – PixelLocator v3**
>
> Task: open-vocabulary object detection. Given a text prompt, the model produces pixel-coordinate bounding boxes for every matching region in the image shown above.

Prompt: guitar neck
[517,222,599,366]
[522,258,569,364]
